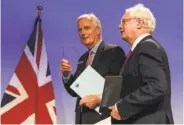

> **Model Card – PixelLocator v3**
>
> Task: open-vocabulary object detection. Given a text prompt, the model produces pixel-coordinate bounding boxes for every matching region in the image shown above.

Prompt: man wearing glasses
[109,3,174,124]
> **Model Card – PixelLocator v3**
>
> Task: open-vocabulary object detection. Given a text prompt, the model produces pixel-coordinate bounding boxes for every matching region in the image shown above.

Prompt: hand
[109,105,121,120]
[79,95,101,109]
[60,59,72,73]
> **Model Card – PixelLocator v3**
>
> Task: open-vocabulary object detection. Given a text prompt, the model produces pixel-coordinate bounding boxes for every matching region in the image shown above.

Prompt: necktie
[87,51,92,66]
[127,50,132,57]
[119,50,132,75]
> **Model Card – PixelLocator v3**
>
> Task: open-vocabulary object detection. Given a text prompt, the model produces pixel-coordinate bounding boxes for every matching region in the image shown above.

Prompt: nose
[119,24,122,30]
[79,30,85,36]
[81,34,85,38]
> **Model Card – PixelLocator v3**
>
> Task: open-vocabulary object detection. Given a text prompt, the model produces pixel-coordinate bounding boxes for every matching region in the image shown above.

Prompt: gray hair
[77,13,102,40]
[126,4,156,33]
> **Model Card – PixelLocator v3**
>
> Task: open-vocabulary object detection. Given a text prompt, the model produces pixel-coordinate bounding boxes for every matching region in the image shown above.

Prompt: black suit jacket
[63,42,126,124]
[114,35,174,124]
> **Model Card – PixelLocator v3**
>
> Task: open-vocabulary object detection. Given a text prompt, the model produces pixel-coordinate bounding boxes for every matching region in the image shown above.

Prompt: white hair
[126,4,156,33]
[77,13,102,40]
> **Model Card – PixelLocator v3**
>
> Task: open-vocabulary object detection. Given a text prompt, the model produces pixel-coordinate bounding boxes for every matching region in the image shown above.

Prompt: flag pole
[37,6,43,18]
[35,6,43,124]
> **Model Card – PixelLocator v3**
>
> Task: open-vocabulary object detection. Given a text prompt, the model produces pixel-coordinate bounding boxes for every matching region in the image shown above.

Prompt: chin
[122,37,128,42]
[122,35,127,41]
[122,36,125,40]
[82,40,91,46]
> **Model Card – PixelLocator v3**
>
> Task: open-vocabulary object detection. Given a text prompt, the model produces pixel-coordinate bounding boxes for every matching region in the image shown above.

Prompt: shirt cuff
[115,103,119,113]
[62,72,72,83]
[99,94,102,100]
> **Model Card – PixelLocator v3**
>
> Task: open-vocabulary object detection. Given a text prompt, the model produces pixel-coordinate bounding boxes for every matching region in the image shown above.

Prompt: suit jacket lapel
[120,35,153,75]
[77,52,88,75]
[119,53,133,75]
[91,42,105,69]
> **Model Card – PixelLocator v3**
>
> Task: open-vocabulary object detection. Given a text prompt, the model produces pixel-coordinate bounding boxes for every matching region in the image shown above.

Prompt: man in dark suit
[60,13,126,124]
[109,4,174,124]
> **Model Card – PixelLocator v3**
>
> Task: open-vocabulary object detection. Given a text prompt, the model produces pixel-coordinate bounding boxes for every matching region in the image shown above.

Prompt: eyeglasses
[120,18,138,26]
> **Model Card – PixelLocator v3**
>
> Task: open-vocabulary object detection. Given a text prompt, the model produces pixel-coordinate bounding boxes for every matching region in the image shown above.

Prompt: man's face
[119,12,138,42]
[77,18,100,49]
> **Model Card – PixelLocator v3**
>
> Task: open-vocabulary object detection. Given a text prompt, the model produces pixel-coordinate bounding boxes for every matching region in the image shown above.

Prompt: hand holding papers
[70,65,105,113]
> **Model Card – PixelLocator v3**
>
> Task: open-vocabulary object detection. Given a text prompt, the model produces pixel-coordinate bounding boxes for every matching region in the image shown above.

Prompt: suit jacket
[113,35,174,124]
[63,42,126,124]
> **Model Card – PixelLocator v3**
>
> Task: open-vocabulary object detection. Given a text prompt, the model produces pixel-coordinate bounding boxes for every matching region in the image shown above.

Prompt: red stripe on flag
[6,85,20,96]
[15,53,38,97]
[36,22,43,69]
[36,81,55,124]
[39,81,55,102]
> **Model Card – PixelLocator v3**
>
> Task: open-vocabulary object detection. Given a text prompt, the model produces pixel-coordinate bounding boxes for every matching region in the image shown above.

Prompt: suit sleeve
[116,42,168,120]
[62,73,78,97]
[109,46,126,75]
[62,56,85,97]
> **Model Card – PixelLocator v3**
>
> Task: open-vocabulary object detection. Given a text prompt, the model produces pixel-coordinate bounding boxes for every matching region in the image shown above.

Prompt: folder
[70,65,105,114]
[100,76,123,112]
[94,116,111,125]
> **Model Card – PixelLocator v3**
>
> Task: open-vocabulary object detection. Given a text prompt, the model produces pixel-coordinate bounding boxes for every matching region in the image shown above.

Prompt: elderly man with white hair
[108,4,174,124]
[60,13,126,124]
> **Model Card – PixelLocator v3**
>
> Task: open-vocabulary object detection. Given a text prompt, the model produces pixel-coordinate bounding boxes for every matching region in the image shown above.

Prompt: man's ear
[96,26,101,35]
[137,18,144,29]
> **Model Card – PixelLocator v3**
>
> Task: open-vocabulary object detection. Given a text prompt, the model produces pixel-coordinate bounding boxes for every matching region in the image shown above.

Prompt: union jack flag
[1,17,57,124]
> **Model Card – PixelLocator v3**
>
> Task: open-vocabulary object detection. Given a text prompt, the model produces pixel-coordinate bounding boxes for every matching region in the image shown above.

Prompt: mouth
[81,36,89,40]
[120,31,124,34]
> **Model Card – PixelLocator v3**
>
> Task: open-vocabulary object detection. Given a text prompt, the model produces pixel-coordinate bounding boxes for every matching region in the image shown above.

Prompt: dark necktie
[119,50,132,75]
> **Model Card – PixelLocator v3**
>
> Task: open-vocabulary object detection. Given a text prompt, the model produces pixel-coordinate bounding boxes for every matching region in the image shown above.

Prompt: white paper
[94,117,111,125]
[70,65,105,113]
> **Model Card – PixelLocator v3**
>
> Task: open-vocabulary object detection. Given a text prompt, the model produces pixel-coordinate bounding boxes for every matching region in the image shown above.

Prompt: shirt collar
[131,33,150,51]
[90,39,102,54]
